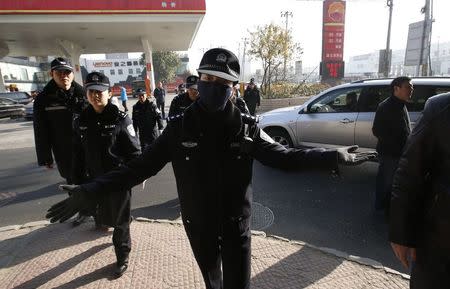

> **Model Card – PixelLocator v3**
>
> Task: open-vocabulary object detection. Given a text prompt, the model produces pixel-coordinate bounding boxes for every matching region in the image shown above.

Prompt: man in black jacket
[390,92,450,288]
[132,88,164,151]
[243,78,260,116]
[372,76,413,215]
[168,75,199,117]
[153,82,166,119]
[33,57,86,182]
[47,48,376,289]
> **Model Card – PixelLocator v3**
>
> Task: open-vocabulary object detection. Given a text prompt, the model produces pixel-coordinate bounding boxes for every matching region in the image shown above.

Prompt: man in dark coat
[33,57,86,182]
[243,78,260,115]
[71,72,141,277]
[169,75,199,117]
[132,88,164,151]
[47,48,376,289]
[153,81,166,119]
[389,92,450,289]
[372,76,413,215]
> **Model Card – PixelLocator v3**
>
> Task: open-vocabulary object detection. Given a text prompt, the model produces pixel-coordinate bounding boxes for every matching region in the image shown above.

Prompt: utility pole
[241,37,249,82]
[280,11,293,80]
[384,0,393,77]
[417,0,431,76]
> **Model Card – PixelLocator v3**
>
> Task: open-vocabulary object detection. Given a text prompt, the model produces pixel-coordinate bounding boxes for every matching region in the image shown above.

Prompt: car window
[0,92,28,100]
[407,85,450,112]
[0,98,15,105]
[358,85,390,112]
[309,87,362,113]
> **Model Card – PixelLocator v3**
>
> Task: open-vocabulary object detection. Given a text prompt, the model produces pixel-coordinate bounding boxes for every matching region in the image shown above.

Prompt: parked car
[24,100,34,120]
[258,77,450,150]
[0,97,25,119]
[0,92,33,105]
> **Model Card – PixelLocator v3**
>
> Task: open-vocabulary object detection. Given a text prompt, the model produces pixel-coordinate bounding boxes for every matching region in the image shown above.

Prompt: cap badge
[92,75,99,81]
[216,53,227,63]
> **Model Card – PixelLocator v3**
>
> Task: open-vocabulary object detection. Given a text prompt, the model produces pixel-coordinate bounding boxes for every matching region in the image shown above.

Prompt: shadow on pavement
[1,182,65,207]
[131,198,181,221]
[251,246,342,288]
[11,243,110,289]
[0,223,113,283]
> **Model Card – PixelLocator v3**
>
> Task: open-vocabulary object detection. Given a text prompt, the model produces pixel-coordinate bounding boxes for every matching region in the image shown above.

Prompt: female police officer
[71,72,141,277]
[48,48,376,288]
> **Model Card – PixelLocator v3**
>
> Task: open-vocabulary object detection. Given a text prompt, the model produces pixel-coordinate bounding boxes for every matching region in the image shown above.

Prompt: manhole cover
[251,202,274,230]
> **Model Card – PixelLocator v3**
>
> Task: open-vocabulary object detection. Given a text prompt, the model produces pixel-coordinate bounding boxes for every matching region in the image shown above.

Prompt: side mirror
[298,107,304,114]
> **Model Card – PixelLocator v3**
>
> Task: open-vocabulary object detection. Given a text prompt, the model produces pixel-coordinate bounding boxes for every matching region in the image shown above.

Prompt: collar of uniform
[82,102,119,123]
[182,100,243,139]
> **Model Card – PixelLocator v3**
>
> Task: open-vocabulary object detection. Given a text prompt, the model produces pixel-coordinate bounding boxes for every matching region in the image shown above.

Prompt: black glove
[337,145,378,165]
[46,185,87,223]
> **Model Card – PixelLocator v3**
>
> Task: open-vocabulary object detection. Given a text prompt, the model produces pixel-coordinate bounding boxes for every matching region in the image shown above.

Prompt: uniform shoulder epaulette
[167,113,184,122]
[118,110,128,119]
[241,113,259,124]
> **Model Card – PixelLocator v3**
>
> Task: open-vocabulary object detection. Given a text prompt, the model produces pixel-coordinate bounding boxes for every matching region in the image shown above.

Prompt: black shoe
[114,260,129,278]
[72,214,87,227]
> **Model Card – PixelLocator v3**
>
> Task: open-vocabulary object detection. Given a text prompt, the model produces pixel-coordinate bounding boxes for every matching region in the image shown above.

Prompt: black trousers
[157,101,165,119]
[184,217,251,289]
[410,248,450,289]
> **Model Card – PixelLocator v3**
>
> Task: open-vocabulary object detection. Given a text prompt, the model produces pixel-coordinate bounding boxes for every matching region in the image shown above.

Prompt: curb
[0,218,409,280]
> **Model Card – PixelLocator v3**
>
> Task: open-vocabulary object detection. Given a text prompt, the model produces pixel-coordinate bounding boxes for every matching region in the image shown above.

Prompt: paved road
[0,102,404,274]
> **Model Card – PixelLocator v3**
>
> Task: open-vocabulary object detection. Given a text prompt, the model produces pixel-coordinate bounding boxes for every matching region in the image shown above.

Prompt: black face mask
[197,80,232,112]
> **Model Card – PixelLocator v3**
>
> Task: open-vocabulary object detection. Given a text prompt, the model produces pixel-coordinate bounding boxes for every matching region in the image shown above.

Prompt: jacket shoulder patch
[118,111,128,119]
[167,113,184,122]
[241,113,258,125]
[127,124,136,137]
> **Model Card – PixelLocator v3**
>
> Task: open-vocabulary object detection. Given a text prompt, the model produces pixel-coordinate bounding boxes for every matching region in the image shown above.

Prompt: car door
[354,85,390,149]
[296,87,362,147]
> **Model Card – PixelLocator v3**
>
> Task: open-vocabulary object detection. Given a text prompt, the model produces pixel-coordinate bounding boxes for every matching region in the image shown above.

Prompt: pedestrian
[120,86,128,112]
[132,88,164,151]
[168,75,199,117]
[372,76,413,216]
[243,78,260,116]
[389,92,450,288]
[154,81,166,119]
[71,72,141,277]
[33,57,86,181]
[46,48,376,289]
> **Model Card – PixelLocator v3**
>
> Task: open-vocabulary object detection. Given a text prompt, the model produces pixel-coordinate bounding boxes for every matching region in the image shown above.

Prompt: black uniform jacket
[390,93,450,251]
[372,95,411,157]
[153,87,165,104]
[132,99,164,144]
[168,92,194,117]
[33,80,86,181]
[72,104,141,226]
[82,100,338,232]
[243,87,261,114]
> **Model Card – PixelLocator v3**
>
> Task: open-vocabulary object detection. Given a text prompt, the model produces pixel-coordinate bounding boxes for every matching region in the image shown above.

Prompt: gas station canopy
[0,0,206,56]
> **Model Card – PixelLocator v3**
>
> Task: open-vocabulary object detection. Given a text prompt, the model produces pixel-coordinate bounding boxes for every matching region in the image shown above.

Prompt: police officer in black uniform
[71,72,141,277]
[33,57,86,182]
[47,48,376,289]
[132,88,164,151]
[169,75,199,117]
[243,78,260,116]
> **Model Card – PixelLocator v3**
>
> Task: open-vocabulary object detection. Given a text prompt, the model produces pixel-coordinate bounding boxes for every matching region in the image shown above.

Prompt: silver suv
[258,77,450,150]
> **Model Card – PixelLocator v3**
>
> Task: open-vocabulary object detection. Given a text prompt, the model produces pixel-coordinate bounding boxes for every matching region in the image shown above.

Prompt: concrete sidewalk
[0,219,409,289]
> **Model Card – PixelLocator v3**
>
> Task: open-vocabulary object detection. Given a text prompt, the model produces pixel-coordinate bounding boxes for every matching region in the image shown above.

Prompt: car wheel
[264,127,293,148]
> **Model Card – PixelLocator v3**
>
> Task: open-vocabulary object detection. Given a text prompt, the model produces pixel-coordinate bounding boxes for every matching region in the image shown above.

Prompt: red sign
[322,0,346,62]
[0,0,206,15]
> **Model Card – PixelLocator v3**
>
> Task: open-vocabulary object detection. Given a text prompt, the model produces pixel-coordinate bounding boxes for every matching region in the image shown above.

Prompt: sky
[83,0,450,74]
